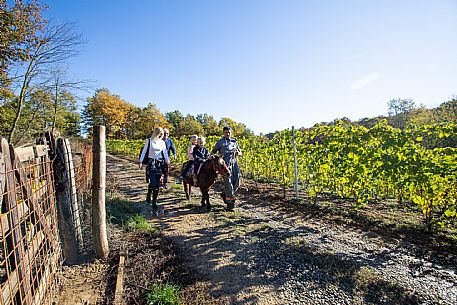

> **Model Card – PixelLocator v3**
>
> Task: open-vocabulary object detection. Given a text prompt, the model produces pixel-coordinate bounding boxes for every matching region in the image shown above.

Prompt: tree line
[81,88,255,140]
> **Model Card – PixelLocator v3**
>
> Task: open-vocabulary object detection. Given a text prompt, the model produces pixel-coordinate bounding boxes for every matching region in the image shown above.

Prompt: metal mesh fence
[71,141,93,256]
[0,137,93,305]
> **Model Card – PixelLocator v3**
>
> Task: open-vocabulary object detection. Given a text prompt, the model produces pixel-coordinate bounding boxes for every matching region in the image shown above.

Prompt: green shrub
[145,282,180,305]
[124,214,156,233]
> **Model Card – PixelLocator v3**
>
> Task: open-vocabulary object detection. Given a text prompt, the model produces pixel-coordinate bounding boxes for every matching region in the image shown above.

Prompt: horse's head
[209,154,230,176]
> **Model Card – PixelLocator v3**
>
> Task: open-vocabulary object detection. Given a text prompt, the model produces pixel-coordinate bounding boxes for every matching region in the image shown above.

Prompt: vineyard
[107,120,457,234]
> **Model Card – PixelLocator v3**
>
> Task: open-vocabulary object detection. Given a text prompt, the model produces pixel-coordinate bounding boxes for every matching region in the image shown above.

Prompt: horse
[182,155,230,211]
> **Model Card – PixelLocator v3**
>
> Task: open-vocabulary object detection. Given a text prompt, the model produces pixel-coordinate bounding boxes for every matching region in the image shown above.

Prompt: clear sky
[44,0,457,134]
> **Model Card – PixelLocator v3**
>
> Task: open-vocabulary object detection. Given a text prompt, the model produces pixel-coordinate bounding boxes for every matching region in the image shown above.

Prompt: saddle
[185,163,203,178]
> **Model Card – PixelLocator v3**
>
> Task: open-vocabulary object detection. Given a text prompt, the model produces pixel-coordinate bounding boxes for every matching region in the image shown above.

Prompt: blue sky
[45,0,457,134]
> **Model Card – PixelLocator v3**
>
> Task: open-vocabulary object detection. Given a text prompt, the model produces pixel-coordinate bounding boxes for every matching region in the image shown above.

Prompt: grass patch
[124,214,156,233]
[107,197,141,225]
[145,282,180,305]
[354,267,380,288]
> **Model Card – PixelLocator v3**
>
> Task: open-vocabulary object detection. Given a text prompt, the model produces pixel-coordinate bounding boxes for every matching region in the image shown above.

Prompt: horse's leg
[200,187,205,207]
[188,184,192,201]
[184,181,190,201]
[206,191,211,212]
[200,188,210,211]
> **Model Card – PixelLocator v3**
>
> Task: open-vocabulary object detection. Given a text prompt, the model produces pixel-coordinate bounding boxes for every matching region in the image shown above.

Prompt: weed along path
[107,153,457,305]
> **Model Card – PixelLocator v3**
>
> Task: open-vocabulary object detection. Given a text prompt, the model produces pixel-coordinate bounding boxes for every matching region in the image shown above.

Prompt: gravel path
[109,154,457,305]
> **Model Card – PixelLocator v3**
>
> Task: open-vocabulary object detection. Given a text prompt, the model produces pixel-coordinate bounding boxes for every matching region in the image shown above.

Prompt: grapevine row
[106,120,456,231]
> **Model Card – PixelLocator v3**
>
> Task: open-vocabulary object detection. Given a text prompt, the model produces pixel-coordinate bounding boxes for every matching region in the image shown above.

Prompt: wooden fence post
[92,125,109,259]
[292,126,299,200]
[1,138,33,304]
[55,138,83,264]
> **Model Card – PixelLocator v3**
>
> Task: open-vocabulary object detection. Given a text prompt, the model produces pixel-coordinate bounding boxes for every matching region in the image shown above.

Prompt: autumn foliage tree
[82,89,131,138]
[134,103,171,139]
[82,90,170,139]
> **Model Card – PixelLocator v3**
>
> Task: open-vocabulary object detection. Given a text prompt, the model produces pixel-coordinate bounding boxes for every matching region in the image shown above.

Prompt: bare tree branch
[7,21,86,142]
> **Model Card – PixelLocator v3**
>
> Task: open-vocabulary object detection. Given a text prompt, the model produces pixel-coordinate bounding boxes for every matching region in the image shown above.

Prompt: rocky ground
[55,153,457,304]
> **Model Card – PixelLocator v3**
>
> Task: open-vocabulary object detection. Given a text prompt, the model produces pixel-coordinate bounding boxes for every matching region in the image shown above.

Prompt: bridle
[207,155,229,176]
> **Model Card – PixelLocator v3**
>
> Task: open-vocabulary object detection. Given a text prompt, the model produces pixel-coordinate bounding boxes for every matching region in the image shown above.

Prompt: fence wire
[0,137,93,305]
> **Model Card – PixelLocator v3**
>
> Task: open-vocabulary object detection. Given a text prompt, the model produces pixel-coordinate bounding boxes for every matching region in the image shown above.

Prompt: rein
[204,157,221,175]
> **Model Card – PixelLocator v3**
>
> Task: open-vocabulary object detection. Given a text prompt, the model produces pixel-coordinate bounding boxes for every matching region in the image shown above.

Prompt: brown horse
[182,155,230,211]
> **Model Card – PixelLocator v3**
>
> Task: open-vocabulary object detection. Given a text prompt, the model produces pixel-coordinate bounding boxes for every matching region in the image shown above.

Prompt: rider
[176,135,198,184]
[211,126,242,210]
[192,136,209,186]
[138,127,167,216]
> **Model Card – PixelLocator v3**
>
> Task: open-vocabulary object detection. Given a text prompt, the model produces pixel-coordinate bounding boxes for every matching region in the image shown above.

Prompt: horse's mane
[202,155,218,167]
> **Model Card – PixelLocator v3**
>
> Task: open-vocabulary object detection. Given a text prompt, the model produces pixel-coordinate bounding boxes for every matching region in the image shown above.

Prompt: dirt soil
[55,153,457,305]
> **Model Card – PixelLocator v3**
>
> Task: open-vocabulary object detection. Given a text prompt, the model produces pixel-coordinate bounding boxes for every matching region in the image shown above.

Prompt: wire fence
[0,135,92,305]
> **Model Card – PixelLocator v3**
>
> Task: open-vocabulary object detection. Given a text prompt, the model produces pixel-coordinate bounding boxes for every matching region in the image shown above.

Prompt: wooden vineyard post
[92,125,109,259]
[292,126,299,200]
[55,138,83,264]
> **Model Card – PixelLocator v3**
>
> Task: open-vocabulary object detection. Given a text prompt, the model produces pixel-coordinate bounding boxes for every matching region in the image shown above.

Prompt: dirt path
[106,154,457,304]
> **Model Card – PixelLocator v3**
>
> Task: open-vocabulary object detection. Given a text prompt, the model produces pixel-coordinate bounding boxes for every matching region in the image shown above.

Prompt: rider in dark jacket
[192,137,209,185]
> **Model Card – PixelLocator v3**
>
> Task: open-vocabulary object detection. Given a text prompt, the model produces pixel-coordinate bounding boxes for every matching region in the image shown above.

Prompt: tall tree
[387,98,416,129]
[124,105,142,139]
[165,110,184,133]
[218,117,250,137]
[236,122,255,138]
[178,115,204,136]
[0,0,47,88]
[196,113,219,136]
[1,87,80,144]
[136,103,170,139]
[82,88,131,138]
[6,21,85,142]
[48,69,91,134]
